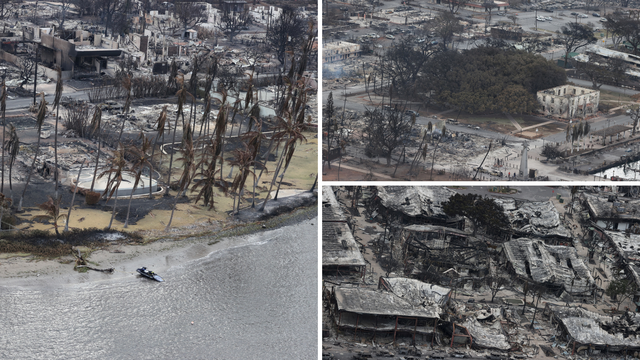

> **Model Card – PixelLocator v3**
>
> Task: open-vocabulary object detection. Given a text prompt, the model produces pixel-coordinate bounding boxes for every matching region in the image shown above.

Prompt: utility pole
[535,9,538,31]
[32,44,38,105]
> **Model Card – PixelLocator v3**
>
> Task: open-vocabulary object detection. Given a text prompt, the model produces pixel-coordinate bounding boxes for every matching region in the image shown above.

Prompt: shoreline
[0,201,317,287]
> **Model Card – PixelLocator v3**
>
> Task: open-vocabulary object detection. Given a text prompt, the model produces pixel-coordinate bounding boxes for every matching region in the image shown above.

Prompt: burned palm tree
[227,98,243,139]
[259,117,306,211]
[228,145,257,214]
[166,76,193,192]
[191,138,224,210]
[0,77,6,194]
[240,119,266,208]
[99,145,127,230]
[18,93,47,212]
[116,75,132,144]
[165,124,195,231]
[64,159,87,232]
[167,58,178,95]
[52,67,63,197]
[89,106,103,194]
[149,105,167,198]
[212,90,228,181]
[33,195,66,237]
[123,133,153,228]
[4,123,18,202]
[198,57,218,139]
[258,25,314,207]
[273,119,307,201]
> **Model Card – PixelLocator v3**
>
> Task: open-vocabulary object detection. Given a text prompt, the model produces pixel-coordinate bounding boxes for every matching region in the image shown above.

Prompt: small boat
[137,267,164,282]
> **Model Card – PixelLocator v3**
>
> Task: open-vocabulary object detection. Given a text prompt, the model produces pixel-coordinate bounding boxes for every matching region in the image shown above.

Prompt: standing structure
[519,142,528,179]
[537,85,600,119]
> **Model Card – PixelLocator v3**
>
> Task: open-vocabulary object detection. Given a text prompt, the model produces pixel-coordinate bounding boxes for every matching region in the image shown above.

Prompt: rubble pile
[496,198,572,239]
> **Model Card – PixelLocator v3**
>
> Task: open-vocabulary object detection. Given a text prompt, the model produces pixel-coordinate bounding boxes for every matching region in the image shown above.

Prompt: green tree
[427,47,564,114]
[606,279,636,310]
[363,107,411,166]
[442,193,509,235]
[559,23,597,68]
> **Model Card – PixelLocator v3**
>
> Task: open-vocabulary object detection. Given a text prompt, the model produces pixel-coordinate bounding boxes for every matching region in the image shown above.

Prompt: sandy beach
[0,196,317,288]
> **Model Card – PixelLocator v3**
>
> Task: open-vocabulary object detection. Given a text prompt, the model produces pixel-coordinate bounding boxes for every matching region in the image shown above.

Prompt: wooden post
[451,323,455,347]
[354,314,360,339]
[394,316,399,342]
[431,319,437,347]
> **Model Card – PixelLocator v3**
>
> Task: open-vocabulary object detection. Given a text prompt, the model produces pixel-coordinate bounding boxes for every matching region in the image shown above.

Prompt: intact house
[537,85,599,119]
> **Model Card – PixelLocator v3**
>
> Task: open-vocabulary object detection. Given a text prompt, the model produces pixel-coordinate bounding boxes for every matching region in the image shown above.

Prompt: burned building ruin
[501,238,595,296]
[322,186,366,279]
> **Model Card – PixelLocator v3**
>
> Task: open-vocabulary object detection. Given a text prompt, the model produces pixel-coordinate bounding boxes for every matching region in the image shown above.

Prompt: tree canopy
[427,47,566,114]
[442,193,510,235]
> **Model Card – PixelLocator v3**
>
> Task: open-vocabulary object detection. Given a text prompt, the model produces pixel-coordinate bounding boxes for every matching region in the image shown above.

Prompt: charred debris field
[323,186,640,360]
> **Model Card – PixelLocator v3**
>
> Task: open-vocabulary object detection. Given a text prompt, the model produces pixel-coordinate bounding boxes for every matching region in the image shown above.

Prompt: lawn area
[596,88,634,103]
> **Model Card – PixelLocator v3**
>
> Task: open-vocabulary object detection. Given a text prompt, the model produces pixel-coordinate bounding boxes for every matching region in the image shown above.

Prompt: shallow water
[0,220,318,359]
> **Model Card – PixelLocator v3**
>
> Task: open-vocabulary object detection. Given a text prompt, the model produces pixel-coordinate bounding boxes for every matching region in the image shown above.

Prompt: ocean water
[0,220,318,360]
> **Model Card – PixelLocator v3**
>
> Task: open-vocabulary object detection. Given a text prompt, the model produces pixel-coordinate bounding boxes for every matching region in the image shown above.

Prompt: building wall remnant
[537,85,599,119]
[322,41,361,63]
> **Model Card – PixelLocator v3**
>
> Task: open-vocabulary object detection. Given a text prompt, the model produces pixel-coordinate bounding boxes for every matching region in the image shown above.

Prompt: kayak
[137,267,164,282]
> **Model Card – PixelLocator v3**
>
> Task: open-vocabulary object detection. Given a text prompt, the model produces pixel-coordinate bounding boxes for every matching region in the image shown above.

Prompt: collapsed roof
[605,231,640,262]
[376,186,456,218]
[549,305,640,350]
[402,224,471,238]
[502,238,594,294]
[380,277,451,308]
[462,317,510,351]
[322,187,366,268]
[322,186,347,222]
[495,198,571,238]
[334,286,441,319]
[583,193,640,222]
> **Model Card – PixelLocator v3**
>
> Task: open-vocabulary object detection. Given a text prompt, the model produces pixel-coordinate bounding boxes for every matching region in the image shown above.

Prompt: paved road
[6,90,89,110]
